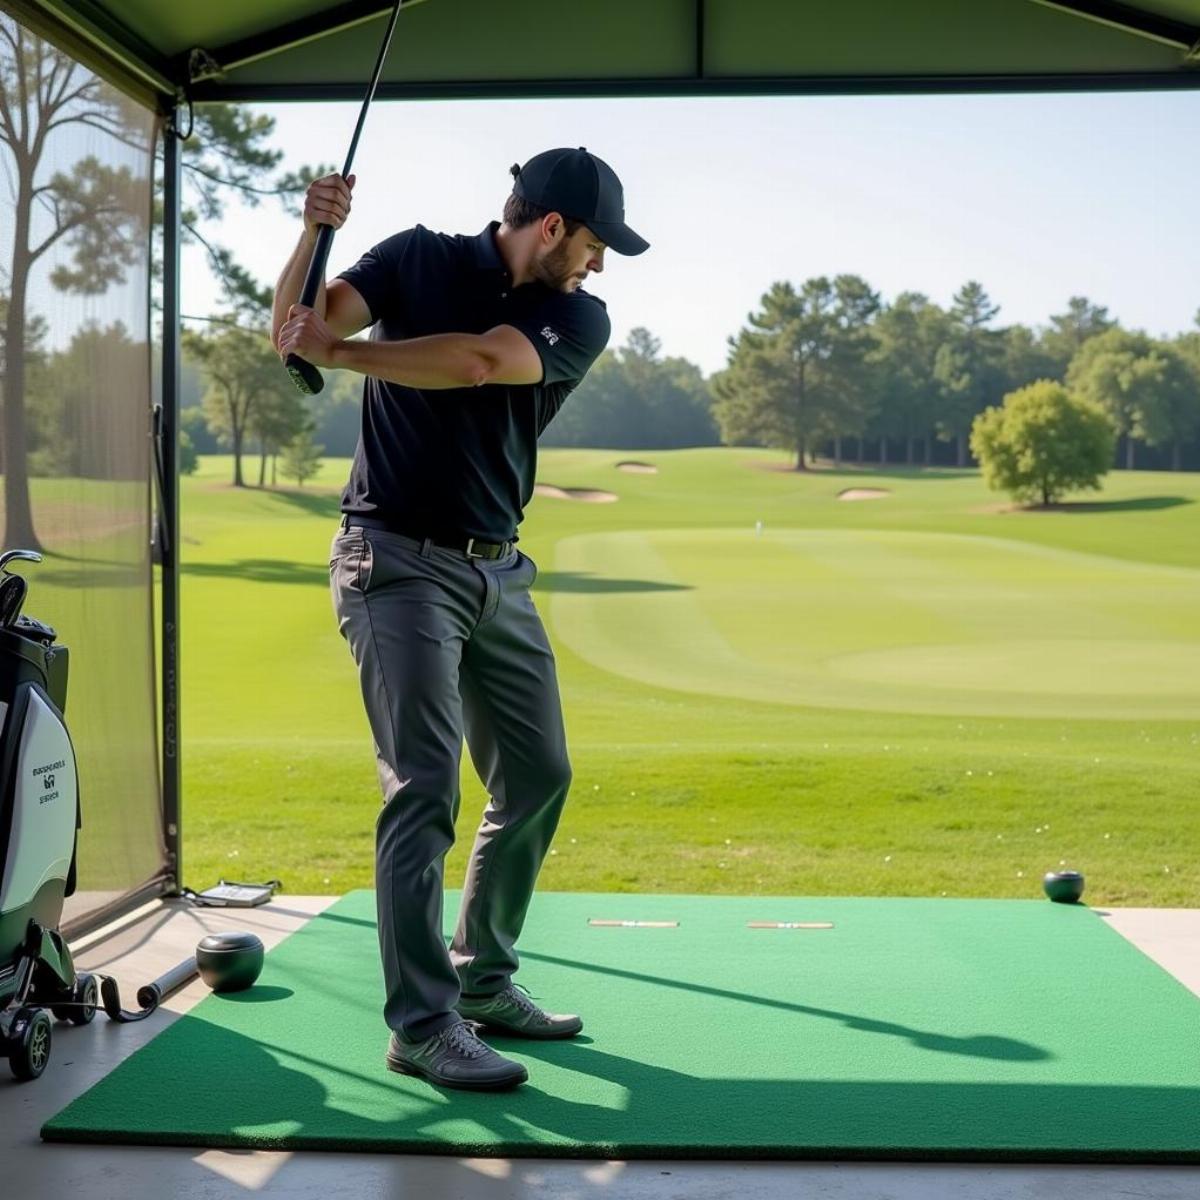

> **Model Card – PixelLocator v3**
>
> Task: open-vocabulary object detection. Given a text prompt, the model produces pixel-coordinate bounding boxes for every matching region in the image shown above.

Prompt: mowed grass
[180,450,1200,906]
[0,477,163,891]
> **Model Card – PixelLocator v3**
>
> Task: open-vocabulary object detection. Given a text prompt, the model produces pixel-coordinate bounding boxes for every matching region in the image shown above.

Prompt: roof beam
[183,0,429,85]
[1029,0,1200,61]
[6,0,179,102]
[188,70,1200,104]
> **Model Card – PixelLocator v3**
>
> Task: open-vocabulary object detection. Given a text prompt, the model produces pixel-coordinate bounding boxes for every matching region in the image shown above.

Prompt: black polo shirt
[334,221,610,543]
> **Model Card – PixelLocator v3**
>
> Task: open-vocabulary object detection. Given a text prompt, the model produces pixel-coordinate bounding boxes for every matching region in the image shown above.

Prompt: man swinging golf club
[273,148,648,1090]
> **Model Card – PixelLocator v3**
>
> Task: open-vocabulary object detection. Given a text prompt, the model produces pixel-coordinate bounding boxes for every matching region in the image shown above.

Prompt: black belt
[342,515,513,560]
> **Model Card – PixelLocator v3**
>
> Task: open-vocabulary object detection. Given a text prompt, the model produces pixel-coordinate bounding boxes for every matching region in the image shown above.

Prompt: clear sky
[183,90,1198,376]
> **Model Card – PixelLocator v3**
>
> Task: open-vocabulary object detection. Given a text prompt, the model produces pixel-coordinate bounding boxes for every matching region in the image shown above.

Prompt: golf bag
[0,550,96,1081]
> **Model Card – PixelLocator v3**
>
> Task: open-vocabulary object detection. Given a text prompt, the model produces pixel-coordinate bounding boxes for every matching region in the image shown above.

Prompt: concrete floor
[2,895,1198,1200]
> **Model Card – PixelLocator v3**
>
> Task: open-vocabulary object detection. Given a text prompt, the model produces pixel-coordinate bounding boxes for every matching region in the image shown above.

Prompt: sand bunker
[534,483,618,503]
[616,460,658,474]
[837,488,891,501]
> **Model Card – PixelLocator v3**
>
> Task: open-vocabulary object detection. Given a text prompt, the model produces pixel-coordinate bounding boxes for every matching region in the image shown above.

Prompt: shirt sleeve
[334,227,419,326]
[508,292,611,387]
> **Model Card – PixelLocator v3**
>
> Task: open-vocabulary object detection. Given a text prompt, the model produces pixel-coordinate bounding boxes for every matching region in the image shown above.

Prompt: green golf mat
[42,890,1200,1161]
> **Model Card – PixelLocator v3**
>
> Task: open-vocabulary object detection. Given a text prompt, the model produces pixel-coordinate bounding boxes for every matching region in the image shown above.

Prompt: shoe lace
[439,1020,490,1059]
[503,982,545,1019]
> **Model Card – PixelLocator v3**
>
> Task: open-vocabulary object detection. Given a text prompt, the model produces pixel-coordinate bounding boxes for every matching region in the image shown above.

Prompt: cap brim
[588,220,649,257]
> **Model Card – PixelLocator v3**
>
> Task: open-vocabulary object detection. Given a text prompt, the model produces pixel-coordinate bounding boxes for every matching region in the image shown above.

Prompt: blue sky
[183,90,1198,375]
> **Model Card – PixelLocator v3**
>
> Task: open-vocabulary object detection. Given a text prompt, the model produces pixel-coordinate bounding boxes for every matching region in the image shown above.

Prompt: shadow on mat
[220,986,294,1003]
[246,910,1047,1061]
[519,950,1051,1062]
[44,1018,1200,1160]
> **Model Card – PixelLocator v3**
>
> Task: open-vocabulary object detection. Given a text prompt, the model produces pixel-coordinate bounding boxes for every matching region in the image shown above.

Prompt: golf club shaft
[286,0,404,394]
[97,954,199,1023]
[137,956,201,1009]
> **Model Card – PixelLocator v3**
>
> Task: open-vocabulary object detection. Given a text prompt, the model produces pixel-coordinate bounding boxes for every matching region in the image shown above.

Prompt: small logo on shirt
[540,325,560,346]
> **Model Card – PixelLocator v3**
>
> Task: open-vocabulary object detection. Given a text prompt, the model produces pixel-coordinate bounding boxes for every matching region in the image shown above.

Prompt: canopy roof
[9,0,1200,110]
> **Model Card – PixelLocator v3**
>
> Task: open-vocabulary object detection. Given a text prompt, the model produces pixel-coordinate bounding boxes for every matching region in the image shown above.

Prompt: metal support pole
[160,105,183,894]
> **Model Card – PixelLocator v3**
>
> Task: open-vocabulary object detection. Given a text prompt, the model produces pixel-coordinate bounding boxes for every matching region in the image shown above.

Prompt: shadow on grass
[182,559,330,586]
[531,571,690,594]
[821,465,980,481]
[25,568,147,590]
[1016,496,1193,514]
[266,489,344,520]
[756,462,981,481]
[177,562,691,591]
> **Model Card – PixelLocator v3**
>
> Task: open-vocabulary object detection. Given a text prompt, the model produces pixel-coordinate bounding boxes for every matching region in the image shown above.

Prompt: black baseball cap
[510,147,649,256]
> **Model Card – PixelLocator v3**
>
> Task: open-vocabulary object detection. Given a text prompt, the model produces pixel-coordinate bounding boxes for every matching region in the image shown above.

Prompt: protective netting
[1,14,165,927]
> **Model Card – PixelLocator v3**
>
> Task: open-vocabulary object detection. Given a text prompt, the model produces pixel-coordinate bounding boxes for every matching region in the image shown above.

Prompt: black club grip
[285,354,325,395]
[284,222,336,395]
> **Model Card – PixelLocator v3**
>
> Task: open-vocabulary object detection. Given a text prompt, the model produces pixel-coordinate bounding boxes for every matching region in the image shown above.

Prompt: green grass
[0,476,162,890]
[179,450,1200,906]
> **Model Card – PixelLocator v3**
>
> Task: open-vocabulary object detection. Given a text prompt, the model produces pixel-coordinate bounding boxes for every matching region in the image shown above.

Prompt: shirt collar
[471,222,508,275]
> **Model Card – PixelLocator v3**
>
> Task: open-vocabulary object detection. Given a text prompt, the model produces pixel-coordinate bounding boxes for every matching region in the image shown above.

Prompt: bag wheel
[54,973,99,1025]
[9,1007,52,1081]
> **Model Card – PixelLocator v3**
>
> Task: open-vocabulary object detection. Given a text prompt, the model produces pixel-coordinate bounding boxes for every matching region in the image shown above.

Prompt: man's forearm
[331,333,495,389]
[272,231,326,349]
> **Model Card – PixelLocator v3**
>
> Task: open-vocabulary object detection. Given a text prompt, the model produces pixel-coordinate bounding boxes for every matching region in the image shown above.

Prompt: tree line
[713,279,1200,474]
[6,19,1200,557]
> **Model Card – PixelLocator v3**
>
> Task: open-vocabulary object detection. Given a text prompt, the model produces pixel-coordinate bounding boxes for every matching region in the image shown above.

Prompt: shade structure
[3,0,1197,929]
[6,0,1200,109]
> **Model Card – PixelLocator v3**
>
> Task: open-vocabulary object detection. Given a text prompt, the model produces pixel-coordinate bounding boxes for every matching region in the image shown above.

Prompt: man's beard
[533,240,582,292]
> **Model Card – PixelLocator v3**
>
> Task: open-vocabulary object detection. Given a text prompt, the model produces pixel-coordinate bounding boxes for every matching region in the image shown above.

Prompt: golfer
[272,148,647,1091]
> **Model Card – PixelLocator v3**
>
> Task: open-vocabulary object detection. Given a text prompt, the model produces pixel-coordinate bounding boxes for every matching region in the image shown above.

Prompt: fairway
[552,527,1200,719]
[173,449,1200,906]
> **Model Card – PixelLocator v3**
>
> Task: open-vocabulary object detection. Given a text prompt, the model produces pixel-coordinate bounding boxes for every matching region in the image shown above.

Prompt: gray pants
[329,522,571,1045]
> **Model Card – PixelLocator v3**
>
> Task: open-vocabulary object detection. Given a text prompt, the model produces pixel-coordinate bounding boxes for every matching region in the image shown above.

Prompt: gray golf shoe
[456,983,583,1039]
[385,1019,528,1090]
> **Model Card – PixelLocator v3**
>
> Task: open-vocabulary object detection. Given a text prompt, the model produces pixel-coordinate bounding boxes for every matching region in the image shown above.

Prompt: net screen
[1,14,165,927]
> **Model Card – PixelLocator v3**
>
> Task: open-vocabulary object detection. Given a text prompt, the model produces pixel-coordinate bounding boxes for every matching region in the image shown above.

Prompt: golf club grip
[285,353,325,395]
[137,956,200,1009]
[285,223,337,394]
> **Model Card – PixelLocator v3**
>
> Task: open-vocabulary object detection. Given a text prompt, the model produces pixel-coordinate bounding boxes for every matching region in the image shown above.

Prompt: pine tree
[279,428,323,487]
[715,277,878,470]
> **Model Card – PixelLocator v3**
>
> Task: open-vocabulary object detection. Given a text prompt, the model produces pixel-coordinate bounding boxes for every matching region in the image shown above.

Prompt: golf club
[0,550,41,628]
[285,0,404,395]
[0,575,26,629]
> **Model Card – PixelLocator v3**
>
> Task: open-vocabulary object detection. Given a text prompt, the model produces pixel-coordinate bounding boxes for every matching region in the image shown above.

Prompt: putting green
[551,527,1200,719]
[41,890,1200,1160]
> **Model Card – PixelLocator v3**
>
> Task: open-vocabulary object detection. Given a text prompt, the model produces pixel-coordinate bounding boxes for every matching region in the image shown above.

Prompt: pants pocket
[330,529,370,592]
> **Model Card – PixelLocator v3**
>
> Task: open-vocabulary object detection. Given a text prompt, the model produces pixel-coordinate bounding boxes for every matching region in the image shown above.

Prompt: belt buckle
[464,537,484,559]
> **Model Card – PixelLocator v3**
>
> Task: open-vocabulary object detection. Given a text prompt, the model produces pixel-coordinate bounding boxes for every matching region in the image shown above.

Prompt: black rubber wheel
[9,1008,52,1081]
[51,973,100,1024]
[69,974,99,1025]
